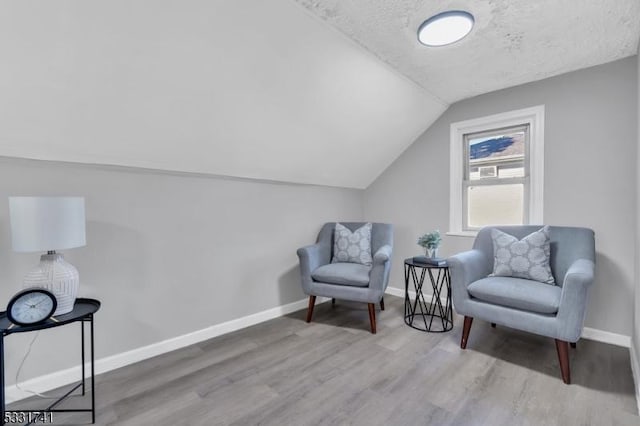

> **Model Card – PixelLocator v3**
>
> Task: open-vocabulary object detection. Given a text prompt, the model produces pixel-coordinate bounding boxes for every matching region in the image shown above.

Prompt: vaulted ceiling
[0,1,638,189]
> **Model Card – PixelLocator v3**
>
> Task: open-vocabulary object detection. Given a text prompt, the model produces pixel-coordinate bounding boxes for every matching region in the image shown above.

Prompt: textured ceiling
[294,0,640,103]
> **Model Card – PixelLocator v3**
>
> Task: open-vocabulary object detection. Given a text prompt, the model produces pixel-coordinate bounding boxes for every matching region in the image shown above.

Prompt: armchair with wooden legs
[297,222,393,334]
[448,225,595,384]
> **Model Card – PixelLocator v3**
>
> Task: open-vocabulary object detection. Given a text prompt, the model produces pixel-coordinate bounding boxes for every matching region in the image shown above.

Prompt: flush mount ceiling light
[418,10,474,47]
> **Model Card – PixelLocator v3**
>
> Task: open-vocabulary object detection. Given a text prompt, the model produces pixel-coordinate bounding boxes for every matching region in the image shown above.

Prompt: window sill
[446,231,478,238]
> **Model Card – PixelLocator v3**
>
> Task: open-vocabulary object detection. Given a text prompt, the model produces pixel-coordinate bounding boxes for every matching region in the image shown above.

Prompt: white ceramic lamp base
[23,253,79,316]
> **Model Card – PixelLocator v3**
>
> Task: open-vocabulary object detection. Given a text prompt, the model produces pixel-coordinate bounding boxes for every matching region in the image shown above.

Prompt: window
[464,125,528,229]
[449,106,544,236]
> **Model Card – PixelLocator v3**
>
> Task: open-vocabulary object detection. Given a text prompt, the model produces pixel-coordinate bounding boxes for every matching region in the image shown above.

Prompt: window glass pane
[467,184,524,228]
[467,130,526,181]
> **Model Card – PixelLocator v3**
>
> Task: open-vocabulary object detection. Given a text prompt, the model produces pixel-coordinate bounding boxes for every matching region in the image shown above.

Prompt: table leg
[91,315,95,424]
[446,269,453,326]
[417,268,432,329]
[410,266,430,329]
[81,320,85,396]
[1,334,5,426]
[406,265,425,322]
[404,264,410,318]
[429,269,447,329]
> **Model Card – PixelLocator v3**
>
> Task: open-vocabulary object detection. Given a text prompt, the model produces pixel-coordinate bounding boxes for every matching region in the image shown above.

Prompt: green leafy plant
[417,230,441,249]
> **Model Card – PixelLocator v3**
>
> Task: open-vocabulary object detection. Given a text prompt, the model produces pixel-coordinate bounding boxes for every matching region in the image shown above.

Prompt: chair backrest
[473,225,595,286]
[317,222,393,255]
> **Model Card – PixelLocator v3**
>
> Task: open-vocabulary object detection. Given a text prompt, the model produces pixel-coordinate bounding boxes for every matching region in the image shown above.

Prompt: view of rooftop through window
[463,126,528,229]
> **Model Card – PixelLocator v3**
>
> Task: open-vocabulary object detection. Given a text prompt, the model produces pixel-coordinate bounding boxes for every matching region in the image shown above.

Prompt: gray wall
[635,47,640,387]
[365,57,638,337]
[0,157,363,384]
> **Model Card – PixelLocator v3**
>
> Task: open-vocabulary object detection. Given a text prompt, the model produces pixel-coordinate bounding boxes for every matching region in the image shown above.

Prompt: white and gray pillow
[490,226,555,285]
[332,222,372,266]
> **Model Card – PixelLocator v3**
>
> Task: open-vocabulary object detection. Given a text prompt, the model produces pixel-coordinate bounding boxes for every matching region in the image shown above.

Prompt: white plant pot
[426,247,439,258]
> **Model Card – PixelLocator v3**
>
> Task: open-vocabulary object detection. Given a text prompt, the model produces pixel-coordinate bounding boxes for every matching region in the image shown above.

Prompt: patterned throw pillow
[331,223,373,266]
[490,226,555,285]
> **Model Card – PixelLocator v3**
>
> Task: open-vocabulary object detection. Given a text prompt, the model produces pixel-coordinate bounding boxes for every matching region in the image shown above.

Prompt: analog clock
[6,288,57,326]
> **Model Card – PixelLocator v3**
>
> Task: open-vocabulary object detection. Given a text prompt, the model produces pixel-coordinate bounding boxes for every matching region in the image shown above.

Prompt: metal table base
[404,260,453,332]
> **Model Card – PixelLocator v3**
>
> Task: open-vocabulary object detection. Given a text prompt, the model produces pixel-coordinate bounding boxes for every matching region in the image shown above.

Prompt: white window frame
[449,105,545,237]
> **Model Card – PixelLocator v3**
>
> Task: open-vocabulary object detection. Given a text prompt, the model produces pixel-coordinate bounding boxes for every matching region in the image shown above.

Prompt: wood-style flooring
[10,295,639,425]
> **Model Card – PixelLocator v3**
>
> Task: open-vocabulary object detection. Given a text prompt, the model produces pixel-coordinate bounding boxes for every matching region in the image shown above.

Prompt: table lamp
[9,196,86,315]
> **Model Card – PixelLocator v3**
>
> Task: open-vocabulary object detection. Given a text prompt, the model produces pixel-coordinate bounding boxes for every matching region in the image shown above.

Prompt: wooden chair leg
[461,316,473,349]
[570,342,576,349]
[380,297,385,311]
[491,323,496,328]
[306,296,316,323]
[367,303,377,334]
[555,339,571,384]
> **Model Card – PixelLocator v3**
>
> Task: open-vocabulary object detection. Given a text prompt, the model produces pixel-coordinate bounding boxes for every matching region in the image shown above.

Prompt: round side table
[404,259,453,332]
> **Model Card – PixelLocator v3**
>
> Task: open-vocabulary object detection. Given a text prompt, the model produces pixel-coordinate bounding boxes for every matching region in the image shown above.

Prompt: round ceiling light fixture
[417,10,474,47]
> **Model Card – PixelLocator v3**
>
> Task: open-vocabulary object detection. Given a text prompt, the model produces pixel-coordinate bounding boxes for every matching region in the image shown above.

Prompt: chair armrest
[562,259,595,286]
[556,258,595,341]
[447,249,491,288]
[297,242,331,295]
[373,245,392,265]
[369,245,393,294]
[447,249,491,314]
[297,243,329,275]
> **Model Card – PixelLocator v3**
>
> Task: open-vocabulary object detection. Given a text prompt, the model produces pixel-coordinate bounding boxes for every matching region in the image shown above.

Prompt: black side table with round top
[0,298,100,425]
[404,259,453,332]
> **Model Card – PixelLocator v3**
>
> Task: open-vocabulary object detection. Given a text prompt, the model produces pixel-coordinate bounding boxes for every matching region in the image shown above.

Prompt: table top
[0,298,100,335]
[404,257,448,268]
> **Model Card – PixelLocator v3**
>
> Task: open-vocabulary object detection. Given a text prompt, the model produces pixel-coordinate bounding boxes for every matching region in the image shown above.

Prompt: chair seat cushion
[311,263,371,287]
[468,277,562,314]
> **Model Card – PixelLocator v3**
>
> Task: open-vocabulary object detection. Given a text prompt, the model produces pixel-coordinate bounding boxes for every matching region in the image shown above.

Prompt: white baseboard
[385,286,631,348]
[630,340,640,415]
[385,286,404,299]
[581,327,630,348]
[6,295,329,404]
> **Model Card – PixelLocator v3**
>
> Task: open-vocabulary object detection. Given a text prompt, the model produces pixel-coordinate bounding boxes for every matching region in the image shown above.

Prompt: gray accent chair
[447,225,595,384]
[297,222,393,334]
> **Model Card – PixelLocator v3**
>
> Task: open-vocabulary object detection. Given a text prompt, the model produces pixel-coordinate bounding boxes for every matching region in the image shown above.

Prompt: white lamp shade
[9,196,86,252]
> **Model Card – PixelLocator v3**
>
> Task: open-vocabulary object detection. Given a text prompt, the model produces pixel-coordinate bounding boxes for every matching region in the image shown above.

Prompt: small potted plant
[418,230,442,258]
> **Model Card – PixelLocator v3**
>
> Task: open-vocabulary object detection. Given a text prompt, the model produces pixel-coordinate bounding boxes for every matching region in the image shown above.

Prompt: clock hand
[33,297,49,307]
[26,297,48,309]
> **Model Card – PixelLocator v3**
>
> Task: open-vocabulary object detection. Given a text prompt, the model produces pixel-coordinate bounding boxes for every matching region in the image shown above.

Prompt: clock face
[7,289,57,326]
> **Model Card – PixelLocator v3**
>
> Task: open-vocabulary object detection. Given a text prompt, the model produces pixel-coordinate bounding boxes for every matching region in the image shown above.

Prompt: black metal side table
[0,298,100,425]
[404,259,453,332]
